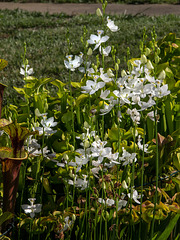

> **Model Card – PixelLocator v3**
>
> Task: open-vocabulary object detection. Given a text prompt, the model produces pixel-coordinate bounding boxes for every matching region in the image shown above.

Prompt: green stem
[150,107,159,239]
[139,118,146,240]
[69,70,75,149]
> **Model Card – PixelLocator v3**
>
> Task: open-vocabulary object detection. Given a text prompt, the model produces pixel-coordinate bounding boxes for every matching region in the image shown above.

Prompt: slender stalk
[68,70,75,149]
[150,107,159,239]
[139,118,146,240]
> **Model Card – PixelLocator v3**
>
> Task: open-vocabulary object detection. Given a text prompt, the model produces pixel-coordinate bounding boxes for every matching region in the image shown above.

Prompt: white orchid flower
[64,55,83,71]
[36,116,57,136]
[20,64,34,76]
[81,79,105,95]
[128,189,141,204]
[87,30,109,51]
[21,198,42,218]
[99,45,111,56]
[107,16,119,32]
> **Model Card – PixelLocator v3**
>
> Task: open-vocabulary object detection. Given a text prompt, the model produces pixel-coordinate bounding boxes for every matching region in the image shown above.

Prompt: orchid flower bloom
[119,148,137,166]
[81,75,105,95]
[118,193,128,211]
[99,45,111,56]
[127,189,141,204]
[100,68,113,83]
[87,30,109,51]
[107,16,119,32]
[21,198,42,218]
[137,135,149,153]
[64,55,83,71]
[20,64,34,76]
[36,115,57,136]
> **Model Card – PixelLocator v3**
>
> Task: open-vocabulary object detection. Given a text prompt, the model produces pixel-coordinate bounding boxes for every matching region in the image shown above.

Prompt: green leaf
[154,214,180,240]
[13,87,26,95]
[61,111,72,123]
[0,59,8,71]
[0,212,14,225]
[71,82,82,88]
[76,94,88,106]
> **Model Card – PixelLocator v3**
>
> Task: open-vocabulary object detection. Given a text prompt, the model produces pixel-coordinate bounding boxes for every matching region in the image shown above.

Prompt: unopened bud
[63,153,69,161]
[141,54,147,64]
[121,69,127,77]
[102,182,106,190]
[145,47,151,56]
[105,211,109,220]
[146,60,154,70]
[158,70,166,80]
[84,140,90,149]
[87,48,93,56]
[84,121,89,129]
[122,180,128,189]
[72,214,76,222]
[155,55,160,64]
[157,47,161,55]
[96,8,103,17]
[115,63,119,71]
[127,177,131,186]
[107,69,114,78]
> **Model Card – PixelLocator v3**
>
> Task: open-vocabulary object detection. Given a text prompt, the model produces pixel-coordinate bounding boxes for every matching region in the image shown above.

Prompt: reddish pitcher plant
[0,119,37,230]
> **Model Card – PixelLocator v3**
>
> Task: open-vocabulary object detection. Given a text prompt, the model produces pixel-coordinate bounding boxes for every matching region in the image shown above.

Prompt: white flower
[127,108,141,125]
[100,68,113,83]
[36,116,57,136]
[119,148,137,166]
[128,189,141,204]
[87,30,109,51]
[21,198,42,218]
[137,135,149,153]
[64,55,83,71]
[99,45,111,56]
[68,175,88,190]
[81,79,105,95]
[63,216,73,231]
[147,110,159,122]
[20,64,34,76]
[98,198,115,206]
[107,16,118,32]
[155,84,170,98]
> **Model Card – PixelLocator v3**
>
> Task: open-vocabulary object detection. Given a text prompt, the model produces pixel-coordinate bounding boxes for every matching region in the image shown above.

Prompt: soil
[0,2,179,16]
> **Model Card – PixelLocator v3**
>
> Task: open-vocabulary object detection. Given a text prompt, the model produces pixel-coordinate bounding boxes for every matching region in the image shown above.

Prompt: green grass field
[0,9,179,105]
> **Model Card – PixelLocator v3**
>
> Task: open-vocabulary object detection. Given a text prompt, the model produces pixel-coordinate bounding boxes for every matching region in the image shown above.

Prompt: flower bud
[84,121,89,129]
[63,153,69,161]
[107,68,114,78]
[157,47,161,55]
[117,59,120,65]
[155,55,160,63]
[158,70,166,80]
[145,47,151,56]
[121,69,127,77]
[115,63,119,71]
[122,180,128,189]
[72,214,76,222]
[87,48,93,56]
[102,182,106,190]
[96,8,103,17]
[84,140,90,149]
[141,54,147,64]
[105,211,109,220]
[146,60,154,70]
[127,177,131,186]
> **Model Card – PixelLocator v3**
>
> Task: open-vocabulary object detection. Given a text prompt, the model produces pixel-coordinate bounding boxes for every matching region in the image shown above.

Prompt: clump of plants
[0,1,179,239]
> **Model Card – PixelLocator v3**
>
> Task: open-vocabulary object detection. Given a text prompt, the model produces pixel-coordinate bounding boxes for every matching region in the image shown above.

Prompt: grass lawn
[0,9,179,105]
